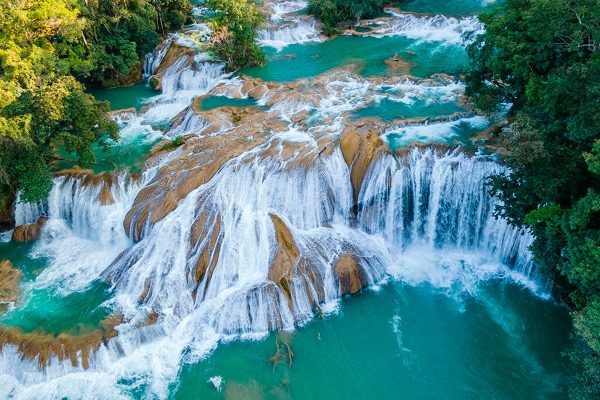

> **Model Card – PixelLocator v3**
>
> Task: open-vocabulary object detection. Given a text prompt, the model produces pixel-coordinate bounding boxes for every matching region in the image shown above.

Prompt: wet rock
[339,126,387,203]
[56,169,124,206]
[0,315,121,368]
[333,254,367,295]
[0,260,21,304]
[124,124,271,240]
[107,108,136,119]
[268,214,299,303]
[12,216,48,242]
[385,53,414,74]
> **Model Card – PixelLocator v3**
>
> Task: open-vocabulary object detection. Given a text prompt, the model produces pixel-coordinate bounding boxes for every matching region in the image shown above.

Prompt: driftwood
[269,335,294,372]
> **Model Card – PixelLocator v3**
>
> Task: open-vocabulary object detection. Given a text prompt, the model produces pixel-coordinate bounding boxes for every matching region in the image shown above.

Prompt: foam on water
[259,21,323,50]
[260,0,322,50]
[375,13,484,44]
[2,144,545,398]
[382,114,489,147]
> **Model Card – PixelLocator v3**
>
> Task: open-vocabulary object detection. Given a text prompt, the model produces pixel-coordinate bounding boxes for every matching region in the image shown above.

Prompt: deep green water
[172,281,571,400]
[90,82,157,111]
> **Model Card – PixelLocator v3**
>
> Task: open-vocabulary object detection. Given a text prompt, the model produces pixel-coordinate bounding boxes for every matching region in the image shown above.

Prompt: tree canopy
[307,0,388,35]
[206,0,265,70]
[0,0,193,203]
[466,0,600,397]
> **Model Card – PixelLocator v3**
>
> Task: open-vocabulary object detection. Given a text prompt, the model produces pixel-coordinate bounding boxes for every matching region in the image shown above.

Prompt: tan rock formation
[333,254,367,295]
[0,315,121,368]
[340,124,387,202]
[0,260,21,304]
[385,54,414,74]
[12,217,48,242]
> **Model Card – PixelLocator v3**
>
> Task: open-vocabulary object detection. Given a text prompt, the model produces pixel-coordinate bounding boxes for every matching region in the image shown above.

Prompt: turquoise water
[0,241,112,335]
[172,280,571,399]
[200,96,258,110]
[244,36,468,82]
[55,135,159,173]
[90,82,157,111]
[352,97,465,122]
[0,2,575,399]
[398,0,499,15]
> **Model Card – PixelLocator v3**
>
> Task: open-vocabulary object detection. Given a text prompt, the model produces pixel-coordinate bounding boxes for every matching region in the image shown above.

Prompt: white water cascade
[0,144,544,399]
[358,148,535,278]
[260,0,323,50]
[376,13,484,44]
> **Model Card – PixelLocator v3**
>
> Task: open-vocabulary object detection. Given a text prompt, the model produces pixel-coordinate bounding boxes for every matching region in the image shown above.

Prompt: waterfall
[357,147,535,277]
[143,40,171,77]
[375,13,484,44]
[158,57,225,96]
[14,194,47,226]
[259,21,323,50]
[105,148,389,330]
[168,106,209,137]
[12,173,143,293]
[1,145,543,399]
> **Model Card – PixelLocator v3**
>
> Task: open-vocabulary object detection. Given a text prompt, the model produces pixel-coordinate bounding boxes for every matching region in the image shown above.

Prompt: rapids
[0,1,571,399]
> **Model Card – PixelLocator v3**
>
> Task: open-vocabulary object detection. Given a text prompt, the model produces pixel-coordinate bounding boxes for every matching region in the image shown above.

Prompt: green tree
[308,0,388,35]
[0,0,117,202]
[206,0,265,70]
[77,0,193,87]
[466,0,600,397]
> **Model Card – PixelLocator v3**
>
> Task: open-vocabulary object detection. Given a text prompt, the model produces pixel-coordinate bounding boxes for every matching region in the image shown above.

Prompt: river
[0,1,572,399]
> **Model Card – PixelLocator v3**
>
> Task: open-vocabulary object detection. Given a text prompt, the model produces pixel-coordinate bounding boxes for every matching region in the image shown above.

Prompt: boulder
[12,216,48,242]
[333,254,367,295]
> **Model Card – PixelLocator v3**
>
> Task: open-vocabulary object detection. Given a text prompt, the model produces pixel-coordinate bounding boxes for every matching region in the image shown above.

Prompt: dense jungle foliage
[307,0,389,35]
[466,0,600,398]
[0,0,192,204]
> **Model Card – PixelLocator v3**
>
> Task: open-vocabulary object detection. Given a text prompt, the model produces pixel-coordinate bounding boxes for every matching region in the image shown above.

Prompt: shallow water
[245,35,469,82]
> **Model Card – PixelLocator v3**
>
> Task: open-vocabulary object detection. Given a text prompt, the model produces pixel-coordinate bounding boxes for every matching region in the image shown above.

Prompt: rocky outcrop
[385,54,414,74]
[268,214,299,303]
[340,123,387,203]
[190,209,223,302]
[12,216,48,242]
[0,260,21,305]
[56,169,124,206]
[149,43,195,91]
[333,254,367,295]
[124,123,274,241]
[0,315,121,368]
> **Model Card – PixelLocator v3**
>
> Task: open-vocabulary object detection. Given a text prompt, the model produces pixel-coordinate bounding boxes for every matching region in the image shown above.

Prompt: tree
[206,0,265,70]
[466,1,600,397]
[308,0,388,35]
[0,0,117,202]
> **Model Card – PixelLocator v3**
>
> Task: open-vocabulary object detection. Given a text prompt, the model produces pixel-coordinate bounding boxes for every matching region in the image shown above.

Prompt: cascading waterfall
[106,147,387,332]
[0,144,544,399]
[13,173,143,293]
[259,0,322,50]
[259,21,323,50]
[357,147,535,278]
[376,13,484,44]
[0,1,553,397]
